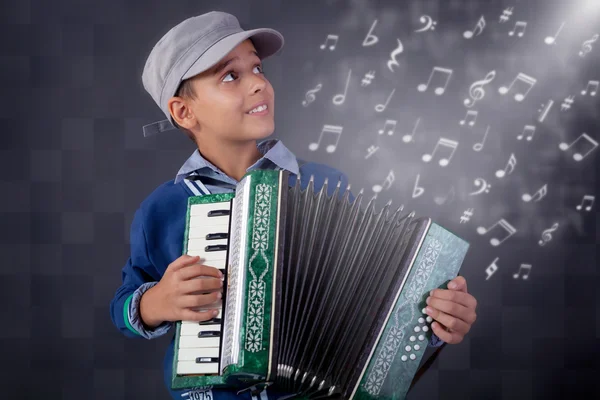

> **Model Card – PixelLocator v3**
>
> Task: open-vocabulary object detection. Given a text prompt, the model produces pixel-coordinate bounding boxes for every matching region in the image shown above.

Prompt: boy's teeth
[248,105,267,114]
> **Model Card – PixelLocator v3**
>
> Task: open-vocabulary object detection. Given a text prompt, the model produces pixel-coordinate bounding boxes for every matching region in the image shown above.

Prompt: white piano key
[190,202,230,215]
[176,361,219,375]
[179,336,220,348]
[177,346,220,360]
[180,323,221,336]
[189,214,230,228]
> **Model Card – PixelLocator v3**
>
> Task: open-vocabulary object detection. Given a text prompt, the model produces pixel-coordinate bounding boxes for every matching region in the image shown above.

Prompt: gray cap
[141,11,284,138]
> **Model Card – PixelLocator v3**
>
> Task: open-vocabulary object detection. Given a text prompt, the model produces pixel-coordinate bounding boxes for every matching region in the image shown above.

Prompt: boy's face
[169,39,275,143]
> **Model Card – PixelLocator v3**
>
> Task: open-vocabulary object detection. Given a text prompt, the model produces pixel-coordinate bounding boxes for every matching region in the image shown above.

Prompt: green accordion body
[171,169,469,400]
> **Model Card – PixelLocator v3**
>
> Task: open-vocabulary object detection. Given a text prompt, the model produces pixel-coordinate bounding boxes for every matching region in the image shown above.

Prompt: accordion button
[401,355,408,362]
[405,345,411,351]
[418,317,425,323]
[414,326,421,332]
[410,336,416,342]
[422,326,429,332]
[414,344,420,351]
[410,354,416,360]
[418,334,425,341]
[426,316,433,323]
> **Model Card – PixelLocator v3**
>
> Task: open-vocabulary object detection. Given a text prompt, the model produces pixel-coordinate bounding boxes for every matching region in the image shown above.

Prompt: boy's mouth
[246,104,269,116]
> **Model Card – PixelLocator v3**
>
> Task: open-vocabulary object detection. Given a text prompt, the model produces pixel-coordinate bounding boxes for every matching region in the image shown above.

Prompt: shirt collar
[174,138,300,184]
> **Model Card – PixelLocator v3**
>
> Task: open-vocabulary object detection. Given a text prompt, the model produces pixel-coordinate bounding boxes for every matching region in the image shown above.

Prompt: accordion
[171,169,469,399]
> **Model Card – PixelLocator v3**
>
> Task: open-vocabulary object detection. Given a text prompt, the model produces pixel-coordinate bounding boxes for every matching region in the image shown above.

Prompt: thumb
[447,275,467,292]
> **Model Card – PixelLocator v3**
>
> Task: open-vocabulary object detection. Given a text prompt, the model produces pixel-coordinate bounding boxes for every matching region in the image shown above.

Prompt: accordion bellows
[172,169,469,400]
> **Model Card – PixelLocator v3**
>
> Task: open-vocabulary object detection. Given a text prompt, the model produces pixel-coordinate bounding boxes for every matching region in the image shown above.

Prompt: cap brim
[181,28,284,81]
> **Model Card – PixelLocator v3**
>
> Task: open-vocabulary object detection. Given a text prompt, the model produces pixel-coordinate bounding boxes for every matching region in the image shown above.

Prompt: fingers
[179,308,220,322]
[430,288,477,311]
[176,264,223,281]
[179,291,222,310]
[426,305,471,336]
[447,276,467,292]
[168,255,201,271]
[179,276,223,295]
[426,295,476,326]
[430,321,462,344]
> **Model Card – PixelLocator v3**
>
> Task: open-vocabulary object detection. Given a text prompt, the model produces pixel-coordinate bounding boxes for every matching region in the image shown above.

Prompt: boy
[109,11,478,400]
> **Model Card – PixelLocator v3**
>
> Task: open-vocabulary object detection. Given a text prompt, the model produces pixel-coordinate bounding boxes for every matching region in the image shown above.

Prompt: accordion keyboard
[176,202,231,376]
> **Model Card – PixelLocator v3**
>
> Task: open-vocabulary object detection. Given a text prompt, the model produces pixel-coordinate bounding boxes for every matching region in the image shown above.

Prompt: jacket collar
[174,139,299,184]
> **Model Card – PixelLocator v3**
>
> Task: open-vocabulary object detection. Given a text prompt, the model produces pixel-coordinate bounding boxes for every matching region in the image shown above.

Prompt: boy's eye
[222,65,263,82]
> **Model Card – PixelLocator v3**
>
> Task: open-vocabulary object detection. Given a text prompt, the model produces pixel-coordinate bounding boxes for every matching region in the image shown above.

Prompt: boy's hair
[173,79,198,144]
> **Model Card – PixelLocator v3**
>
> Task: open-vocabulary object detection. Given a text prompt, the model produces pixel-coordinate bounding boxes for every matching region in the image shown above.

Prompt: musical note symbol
[561,95,574,111]
[402,117,421,143]
[365,145,379,159]
[576,194,595,211]
[333,69,352,105]
[361,71,376,86]
[499,7,513,23]
[320,34,339,51]
[463,15,486,39]
[522,183,548,202]
[485,257,500,281]
[544,22,565,45]
[469,178,491,196]
[473,125,489,152]
[508,21,527,37]
[460,208,474,223]
[477,218,517,246]
[412,174,425,198]
[460,110,478,127]
[579,33,598,57]
[559,133,598,162]
[495,153,517,178]
[538,100,554,122]
[378,119,397,136]
[387,39,404,72]
[513,264,532,280]
[415,15,437,32]
[375,88,395,112]
[434,186,455,205]
[418,66,453,95]
[302,83,323,107]
[422,138,458,167]
[539,223,559,246]
[308,124,343,153]
[517,124,536,141]
[582,80,598,96]
[498,72,536,102]
[464,70,496,108]
[363,19,379,46]
[373,170,395,193]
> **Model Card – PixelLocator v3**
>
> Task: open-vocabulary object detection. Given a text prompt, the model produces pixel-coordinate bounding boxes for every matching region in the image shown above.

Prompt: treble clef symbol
[538,222,559,246]
[302,83,323,107]
[579,33,598,57]
[464,70,496,108]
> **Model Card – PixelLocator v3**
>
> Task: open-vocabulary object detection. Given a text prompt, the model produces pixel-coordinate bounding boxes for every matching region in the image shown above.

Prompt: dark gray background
[0,0,598,399]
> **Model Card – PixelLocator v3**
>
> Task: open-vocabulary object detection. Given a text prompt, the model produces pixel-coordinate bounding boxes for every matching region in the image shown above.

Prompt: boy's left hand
[425,276,477,345]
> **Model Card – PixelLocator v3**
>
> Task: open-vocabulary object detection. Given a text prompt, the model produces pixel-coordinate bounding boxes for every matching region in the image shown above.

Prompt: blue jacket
[109,139,443,400]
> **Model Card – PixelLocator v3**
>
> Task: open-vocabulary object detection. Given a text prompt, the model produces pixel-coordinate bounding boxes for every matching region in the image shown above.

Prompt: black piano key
[195,357,219,363]
[207,209,230,217]
[198,318,222,325]
[205,244,228,252]
[198,331,221,338]
[206,232,228,240]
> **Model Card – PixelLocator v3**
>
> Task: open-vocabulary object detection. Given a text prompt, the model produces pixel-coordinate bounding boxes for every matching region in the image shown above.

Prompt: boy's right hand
[140,255,223,327]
